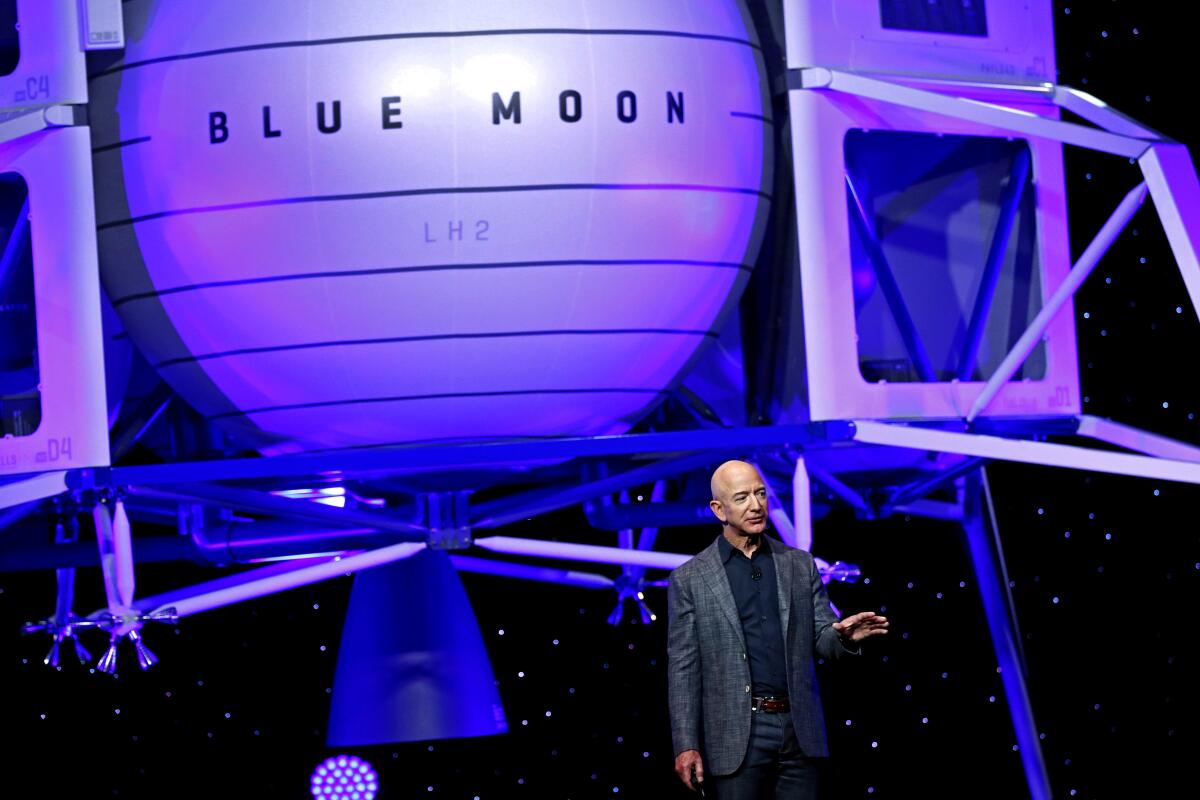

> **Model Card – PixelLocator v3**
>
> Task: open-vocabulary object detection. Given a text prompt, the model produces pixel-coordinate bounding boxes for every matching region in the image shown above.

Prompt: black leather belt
[751,696,790,713]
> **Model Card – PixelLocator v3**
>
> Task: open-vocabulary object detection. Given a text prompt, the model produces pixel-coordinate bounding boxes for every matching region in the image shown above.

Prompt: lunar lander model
[3,2,1199,794]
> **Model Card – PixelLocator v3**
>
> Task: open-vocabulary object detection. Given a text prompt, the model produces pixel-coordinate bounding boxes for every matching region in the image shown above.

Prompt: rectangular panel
[0,0,87,110]
[1,1,18,76]
[845,130,1046,384]
[880,0,988,38]
[784,84,1080,422]
[784,0,1054,84]
[80,0,124,51]
[0,125,109,477]
[0,171,39,437]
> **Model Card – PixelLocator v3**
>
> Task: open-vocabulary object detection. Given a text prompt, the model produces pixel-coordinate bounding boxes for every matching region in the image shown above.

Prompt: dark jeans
[710,711,829,800]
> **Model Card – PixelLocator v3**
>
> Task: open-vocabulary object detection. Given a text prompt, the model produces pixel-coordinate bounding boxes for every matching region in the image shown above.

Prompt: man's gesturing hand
[674,749,705,792]
[832,611,889,645]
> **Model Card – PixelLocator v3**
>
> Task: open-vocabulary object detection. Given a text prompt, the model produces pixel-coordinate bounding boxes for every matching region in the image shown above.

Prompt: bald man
[668,460,887,799]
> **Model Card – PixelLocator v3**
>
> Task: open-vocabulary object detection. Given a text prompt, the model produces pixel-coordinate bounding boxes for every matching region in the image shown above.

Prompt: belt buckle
[752,696,786,713]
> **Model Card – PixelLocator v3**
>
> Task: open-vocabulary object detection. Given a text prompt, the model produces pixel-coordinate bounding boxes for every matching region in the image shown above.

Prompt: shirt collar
[717,533,772,563]
[717,533,736,564]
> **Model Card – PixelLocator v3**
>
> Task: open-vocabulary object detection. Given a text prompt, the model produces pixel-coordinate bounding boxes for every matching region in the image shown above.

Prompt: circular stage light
[310,755,378,800]
[89,0,772,453]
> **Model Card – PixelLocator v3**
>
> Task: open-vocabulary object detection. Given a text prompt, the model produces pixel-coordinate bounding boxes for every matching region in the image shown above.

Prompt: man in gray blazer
[668,460,888,799]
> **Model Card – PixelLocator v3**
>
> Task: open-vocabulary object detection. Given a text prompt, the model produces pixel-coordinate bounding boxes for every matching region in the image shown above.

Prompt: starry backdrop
[1,2,1197,798]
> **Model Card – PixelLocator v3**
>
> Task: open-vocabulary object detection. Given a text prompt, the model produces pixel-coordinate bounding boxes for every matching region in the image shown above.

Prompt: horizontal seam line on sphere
[91,136,152,153]
[155,328,718,368]
[87,28,762,78]
[209,388,669,420]
[730,111,774,124]
[95,183,774,231]
[110,259,752,307]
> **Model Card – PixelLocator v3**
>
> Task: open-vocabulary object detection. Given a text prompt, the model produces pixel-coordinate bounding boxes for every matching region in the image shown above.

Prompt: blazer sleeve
[809,552,861,661]
[667,568,703,755]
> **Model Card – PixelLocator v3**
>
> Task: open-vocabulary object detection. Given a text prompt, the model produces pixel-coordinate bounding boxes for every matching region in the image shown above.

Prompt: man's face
[711,463,769,536]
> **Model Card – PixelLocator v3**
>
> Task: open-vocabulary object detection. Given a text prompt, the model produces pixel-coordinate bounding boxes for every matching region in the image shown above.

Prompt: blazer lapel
[768,536,794,638]
[696,538,746,651]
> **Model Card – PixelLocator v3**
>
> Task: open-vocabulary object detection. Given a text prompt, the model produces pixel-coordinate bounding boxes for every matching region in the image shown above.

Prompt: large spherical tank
[90,0,772,453]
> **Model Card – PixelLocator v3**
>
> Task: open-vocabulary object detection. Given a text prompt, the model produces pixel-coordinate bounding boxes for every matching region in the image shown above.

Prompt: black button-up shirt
[718,535,788,697]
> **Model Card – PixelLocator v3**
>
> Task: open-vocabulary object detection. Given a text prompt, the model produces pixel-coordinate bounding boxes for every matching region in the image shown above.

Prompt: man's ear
[709,499,726,523]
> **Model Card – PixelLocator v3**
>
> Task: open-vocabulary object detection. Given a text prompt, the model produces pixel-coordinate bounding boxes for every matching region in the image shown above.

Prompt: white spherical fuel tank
[90,0,772,453]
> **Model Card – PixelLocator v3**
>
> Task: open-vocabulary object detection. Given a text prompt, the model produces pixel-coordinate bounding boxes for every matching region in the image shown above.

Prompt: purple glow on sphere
[91,0,771,453]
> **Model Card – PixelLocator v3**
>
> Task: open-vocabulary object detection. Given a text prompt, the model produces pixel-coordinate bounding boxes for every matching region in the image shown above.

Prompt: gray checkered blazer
[667,534,856,775]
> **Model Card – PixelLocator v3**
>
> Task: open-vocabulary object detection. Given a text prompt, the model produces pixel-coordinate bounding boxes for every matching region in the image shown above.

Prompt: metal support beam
[92,497,136,630]
[471,450,729,530]
[584,501,714,530]
[0,501,38,532]
[474,479,587,529]
[846,174,938,382]
[752,460,798,548]
[109,383,174,461]
[474,536,691,571]
[82,424,845,488]
[615,490,636,592]
[1076,415,1200,462]
[0,535,199,572]
[793,68,1152,158]
[471,537,858,583]
[133,556,339,611]
[967,181,1149,421]
[135,542,427,618]
[0,106,81,146]
[792,455,813,551]
[626,480,668,587]
[805,462,871,515]
[1139,143,1200,323]
[126,483,428,539]
[1052,85,1167,141]
[882,456,988,515]
[52,515,81,626]
[0,471,68,511]
[0,198,29,297]
[450,555,614,589]
[961,472,1050,800]
[189,520,395,565]
[977,470,1029,672]
[888,499,963,522]
[853,420,1200,484]
[958,147,1031,380]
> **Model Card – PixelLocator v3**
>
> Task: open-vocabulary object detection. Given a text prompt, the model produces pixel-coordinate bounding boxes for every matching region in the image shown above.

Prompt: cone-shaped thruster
[326,548,507,746]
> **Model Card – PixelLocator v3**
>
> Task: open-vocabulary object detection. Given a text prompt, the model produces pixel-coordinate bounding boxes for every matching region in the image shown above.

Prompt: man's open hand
[833,611,889,645]
[674,749,705,792]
